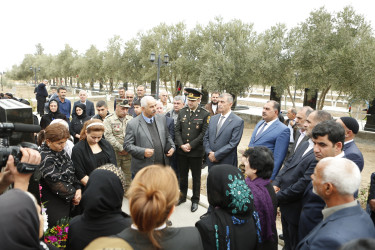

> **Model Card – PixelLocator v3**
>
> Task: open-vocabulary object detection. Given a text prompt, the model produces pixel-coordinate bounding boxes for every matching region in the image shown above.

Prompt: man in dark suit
[175,88,209,212]
[72,90,95,118]
[124,96,175,176]
[336,116,364,171]
[204,91,220,116]
[291,106,314,154]
[297,157,375,250]
[249,100,290,180]
[203,93,244,168]
[298,120,346,241]
[273,110,331,250]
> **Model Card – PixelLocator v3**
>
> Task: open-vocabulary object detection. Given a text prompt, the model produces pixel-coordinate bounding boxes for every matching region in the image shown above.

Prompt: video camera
[0,99,41,172]
[0,123,41,172]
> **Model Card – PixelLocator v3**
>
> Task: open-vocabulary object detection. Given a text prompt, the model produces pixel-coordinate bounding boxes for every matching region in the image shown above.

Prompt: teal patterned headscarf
[208,164,254,216]
[207,164,262,249]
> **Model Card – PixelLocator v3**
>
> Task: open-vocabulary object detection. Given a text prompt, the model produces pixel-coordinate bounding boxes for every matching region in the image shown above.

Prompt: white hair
[220,93,233,104]
[156,100,163,106]
[141,96,155,107]
[173,95,184,102]
[320,157,361,195]
[79,90,87,95]
[125,90,134,95]
[50,119,69,129]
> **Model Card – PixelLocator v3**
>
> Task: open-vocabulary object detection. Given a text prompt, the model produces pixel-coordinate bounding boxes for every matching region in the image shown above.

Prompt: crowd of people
[0,82,375,250]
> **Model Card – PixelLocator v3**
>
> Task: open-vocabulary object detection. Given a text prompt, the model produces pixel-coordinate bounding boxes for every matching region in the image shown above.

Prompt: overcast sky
[0,0,374,72]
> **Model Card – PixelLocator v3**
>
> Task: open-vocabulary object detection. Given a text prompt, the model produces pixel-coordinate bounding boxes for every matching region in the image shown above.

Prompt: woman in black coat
[40,99,67,129]
[70,103,90,144]
[195,164,260,250]
[71,119,117,186]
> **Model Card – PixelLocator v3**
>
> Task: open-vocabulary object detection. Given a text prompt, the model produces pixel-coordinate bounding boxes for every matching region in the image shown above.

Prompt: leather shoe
[191,202,198,212]
[177,199,186,206]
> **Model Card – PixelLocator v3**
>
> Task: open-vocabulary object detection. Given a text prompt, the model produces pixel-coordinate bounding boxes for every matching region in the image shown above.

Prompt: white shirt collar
[344,139,354,145]
[335,151,345,158]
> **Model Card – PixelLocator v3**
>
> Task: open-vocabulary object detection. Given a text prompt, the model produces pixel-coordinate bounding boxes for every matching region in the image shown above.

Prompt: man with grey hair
[124,96,175,176]
[291,106,314,153]
[125,89,136,117]
[72,90,95,118]
[203,93,244,168]
[159,90,173,114]
[249,100,290,180]
[166,95,185,125]
[134,85,146,102]
[297,158,375,250]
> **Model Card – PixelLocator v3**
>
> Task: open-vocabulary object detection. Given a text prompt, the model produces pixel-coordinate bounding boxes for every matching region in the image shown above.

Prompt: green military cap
[116,98,130,108]
[185,88,203,100]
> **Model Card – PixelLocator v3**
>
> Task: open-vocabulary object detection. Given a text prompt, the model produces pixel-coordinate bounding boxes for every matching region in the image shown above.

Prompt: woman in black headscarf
[70,103,90,144]
[0,189,55,250]
[67,164,132,250]
[40,99,67,129]
[195,164,261,250]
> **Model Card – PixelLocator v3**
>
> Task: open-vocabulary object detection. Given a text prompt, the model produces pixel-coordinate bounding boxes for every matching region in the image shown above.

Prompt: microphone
[0,123,41,133]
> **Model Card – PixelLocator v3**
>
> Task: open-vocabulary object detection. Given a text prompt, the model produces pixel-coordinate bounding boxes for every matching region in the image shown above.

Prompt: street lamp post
[30,66,40,87]
[150,52,169,99]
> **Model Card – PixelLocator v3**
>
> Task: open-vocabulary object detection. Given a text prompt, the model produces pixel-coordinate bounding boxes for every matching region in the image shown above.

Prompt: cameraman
[0,148,41,194]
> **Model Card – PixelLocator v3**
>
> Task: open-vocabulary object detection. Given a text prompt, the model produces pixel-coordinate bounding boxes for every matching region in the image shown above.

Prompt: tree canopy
[7,6,375,109]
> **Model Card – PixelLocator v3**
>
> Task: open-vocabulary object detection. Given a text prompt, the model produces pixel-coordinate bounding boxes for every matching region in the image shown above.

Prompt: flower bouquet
[44,217,70,249]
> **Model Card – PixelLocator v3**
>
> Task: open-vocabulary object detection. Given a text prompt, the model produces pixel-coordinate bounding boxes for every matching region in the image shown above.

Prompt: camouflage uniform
[103,112,133,190]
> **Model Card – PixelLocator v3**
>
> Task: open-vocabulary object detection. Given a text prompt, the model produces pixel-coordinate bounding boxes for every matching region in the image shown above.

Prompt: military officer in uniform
[103,99,133,191]
[175,88,210,212]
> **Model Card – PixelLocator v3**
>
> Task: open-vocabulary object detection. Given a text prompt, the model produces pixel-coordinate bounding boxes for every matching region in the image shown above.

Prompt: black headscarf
[47,99,62,117]
[75,103,87,120]
[207,164,261,249]
[67,164,131,250]
[0,189,48,250]
[82,164,126,218]
[40,99,67,129]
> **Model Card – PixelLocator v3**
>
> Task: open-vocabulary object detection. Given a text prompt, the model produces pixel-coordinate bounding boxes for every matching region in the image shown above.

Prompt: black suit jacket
[274,142,317,225]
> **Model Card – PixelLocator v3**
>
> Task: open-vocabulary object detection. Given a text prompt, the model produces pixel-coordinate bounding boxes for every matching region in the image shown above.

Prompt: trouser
[36,96,46,116]
[178,155,202,203]
[116,153,132,192]
[170,154,179,182]
[281,214,299,250]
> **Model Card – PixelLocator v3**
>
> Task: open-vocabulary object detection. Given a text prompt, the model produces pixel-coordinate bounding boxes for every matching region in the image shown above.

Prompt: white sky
[0,0,374,72]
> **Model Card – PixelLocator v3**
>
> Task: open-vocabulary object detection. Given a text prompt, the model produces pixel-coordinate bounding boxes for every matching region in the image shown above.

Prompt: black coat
[71,139,117,181]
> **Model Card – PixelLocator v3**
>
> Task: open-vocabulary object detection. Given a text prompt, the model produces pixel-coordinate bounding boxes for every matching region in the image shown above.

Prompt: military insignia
[207,116,211,123]
[196,124,200,129]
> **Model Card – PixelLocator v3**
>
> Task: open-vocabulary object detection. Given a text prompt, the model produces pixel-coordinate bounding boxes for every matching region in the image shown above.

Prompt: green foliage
[6,6,375,105]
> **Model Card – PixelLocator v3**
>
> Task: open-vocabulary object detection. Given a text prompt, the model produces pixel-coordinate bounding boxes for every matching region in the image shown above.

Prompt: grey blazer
[124,114,175,174]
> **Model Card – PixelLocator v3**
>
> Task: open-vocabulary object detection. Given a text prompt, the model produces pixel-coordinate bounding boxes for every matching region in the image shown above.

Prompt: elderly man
[203,93,244,168]
[134,85,146,101]
[175,88,209,212]
[124,96,175,176]
[273,110,331,250]
[125,90,136,117]
[336,117,364,171]
[72,90,95,118]
[291,106,314,153]
[297,158,375,250]
[103,99,133,190]
[204,91,220,116]
[249,100,290,180]
[298,120,347,240]
[166,95,185,125]
[159,90,173,113]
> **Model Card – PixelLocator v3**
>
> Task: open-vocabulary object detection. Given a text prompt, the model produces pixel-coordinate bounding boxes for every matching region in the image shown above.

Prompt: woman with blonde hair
[71,119,117,186]
[116,165,203,250]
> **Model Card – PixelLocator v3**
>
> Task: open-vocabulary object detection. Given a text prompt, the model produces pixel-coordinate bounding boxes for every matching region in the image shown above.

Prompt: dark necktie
[255,122,267,140]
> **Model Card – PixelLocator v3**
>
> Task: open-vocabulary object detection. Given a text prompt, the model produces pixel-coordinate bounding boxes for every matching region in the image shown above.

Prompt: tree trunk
[99,79,103,91]
[90,79,94,89]
[318,86,331,110]
[109,78,114,93]
[287,86,295,108]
